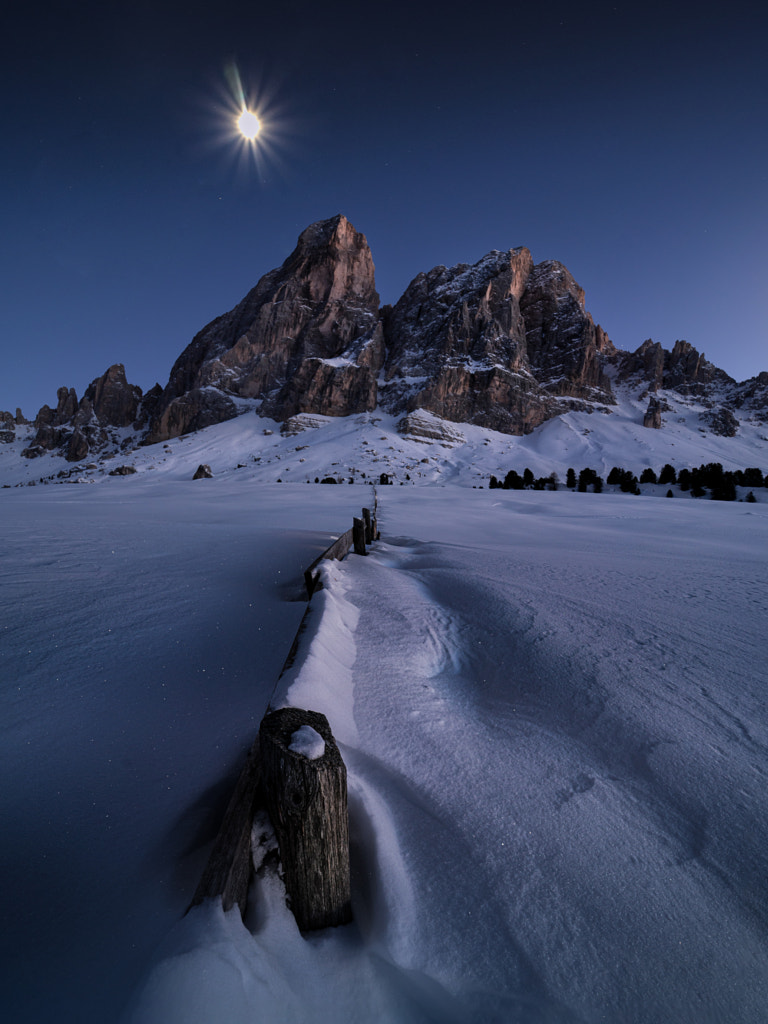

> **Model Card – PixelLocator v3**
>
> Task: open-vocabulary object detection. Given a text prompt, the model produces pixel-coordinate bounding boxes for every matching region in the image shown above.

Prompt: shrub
[666,489,674,498]
[746,491,757,503]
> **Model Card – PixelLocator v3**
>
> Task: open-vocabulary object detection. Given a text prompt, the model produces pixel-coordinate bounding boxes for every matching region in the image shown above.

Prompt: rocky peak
[380,247,615,433]
[145,214,381,443]
[55,387,78,424]
[11,213,765,458]
[619,338,733,396]
[22,364,146,461]
[519,260,616,397]
[82,364,142,426]
[383,248,534,380]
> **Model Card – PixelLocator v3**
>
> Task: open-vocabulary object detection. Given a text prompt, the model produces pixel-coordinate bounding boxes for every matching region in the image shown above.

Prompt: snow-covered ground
[2,399,768,1022]
[3,470,767,1023]
[3,374,768,493]
[0,480,361,1023]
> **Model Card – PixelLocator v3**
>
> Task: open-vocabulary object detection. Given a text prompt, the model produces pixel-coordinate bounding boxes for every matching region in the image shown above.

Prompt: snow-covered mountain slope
[3,375,767,493]
[7,216,766,468]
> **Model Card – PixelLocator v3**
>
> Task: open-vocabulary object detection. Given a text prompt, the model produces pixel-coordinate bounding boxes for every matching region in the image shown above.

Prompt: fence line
[190,497,378,928]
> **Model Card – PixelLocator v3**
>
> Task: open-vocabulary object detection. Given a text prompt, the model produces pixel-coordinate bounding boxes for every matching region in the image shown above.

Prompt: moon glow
[237,109,261,140]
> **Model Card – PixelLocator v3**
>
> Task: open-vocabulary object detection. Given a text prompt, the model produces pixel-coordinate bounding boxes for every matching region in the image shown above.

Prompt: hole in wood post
[259,708,352,931]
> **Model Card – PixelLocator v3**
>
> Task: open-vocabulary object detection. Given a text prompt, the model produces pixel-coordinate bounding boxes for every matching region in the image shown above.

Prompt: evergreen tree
[566,467,576,488]
[607,467,623,485]
[711,473,736,501]
[678,468,691,491]
[523,467,534,488]
[503,470,525,490]
[742,467,764,488]
[640,468,657,484]
[746,491,757,503]
[659,463,677,485]
[666,489,674,498]
[619,470,638,493]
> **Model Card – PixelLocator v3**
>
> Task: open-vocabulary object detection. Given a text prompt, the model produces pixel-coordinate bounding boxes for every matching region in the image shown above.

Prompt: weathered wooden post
[352,516,367,555]
[362,507,372,544]
[259,708,352,931]
[189,737,262,917]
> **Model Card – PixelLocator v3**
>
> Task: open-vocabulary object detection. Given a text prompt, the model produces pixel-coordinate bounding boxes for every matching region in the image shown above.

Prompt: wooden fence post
[352,516,366,555]
[362,507,372,544]
[189,737,262,917]
[259,708,352,931]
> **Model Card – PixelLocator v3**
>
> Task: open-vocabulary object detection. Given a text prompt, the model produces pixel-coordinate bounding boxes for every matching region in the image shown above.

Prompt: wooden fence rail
[190,499,378,930]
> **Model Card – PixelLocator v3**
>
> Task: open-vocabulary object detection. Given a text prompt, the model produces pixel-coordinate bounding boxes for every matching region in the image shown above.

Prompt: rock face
[618,339,732,395]
[22,364,154,461]
[142,221,619,441]
[701,406,739,437]
[144,214,381,443]
[0,410,15,443]
[380,250,615,433]
[643,396,663,429]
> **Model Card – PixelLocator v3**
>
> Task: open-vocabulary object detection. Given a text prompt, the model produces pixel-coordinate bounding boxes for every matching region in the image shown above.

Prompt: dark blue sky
[2,0,766,416]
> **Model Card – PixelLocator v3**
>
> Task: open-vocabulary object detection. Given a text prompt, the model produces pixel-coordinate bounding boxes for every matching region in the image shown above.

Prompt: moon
[237,109,261,140]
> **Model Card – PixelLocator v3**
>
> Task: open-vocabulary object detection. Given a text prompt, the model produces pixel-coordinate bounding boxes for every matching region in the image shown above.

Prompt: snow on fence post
[303,526,355,597]
[259,707,352,931]
[352,516,367,555]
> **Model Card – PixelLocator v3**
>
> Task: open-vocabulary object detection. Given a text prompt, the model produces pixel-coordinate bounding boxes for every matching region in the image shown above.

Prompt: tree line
[489,463,767,502]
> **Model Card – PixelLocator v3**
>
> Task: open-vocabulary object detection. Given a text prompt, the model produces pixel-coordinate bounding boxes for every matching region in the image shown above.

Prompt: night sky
[2,0,766,418]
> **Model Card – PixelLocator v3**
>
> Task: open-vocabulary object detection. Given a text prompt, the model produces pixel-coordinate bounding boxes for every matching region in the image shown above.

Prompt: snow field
[0,480,367,1023]
[130,487,768,1023]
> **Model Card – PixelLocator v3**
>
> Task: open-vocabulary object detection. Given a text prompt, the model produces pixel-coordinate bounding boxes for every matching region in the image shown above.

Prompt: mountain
[2,214,767,476]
